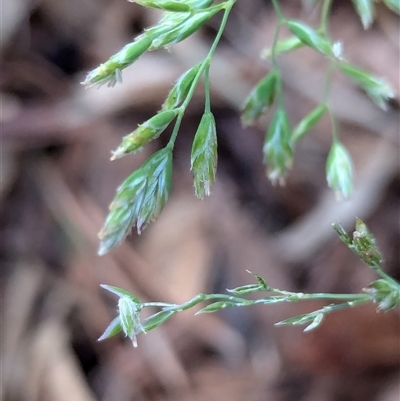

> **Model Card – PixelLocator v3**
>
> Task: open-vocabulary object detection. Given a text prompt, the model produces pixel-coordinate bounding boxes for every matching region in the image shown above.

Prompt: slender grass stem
[319,0,333,35]
[270,0,285,108]
[204,66,211,112]
[328,108,339,142]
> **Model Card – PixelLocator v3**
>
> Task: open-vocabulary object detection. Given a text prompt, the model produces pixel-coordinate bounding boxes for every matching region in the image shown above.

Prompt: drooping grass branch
[99,220,400,347]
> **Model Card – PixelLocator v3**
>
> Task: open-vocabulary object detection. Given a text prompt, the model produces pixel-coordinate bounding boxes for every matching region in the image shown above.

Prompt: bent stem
[367,262,400,290]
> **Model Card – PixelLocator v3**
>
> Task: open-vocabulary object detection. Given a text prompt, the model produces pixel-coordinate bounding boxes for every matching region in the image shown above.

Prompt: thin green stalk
[167,108,185,150]
[319,0,339,148]
[370,263,400,289]
[270,291,371,302]
[319,298,370,312]
[271,0,285,23]
[270,0,285,108]
[323,60,335,104]
[167,1,236,149]
[253,294,370,306]
[141,302,179,308]
[319,0,333,34]
[328,108,339,142]
[204,66,211,112]
[141,291,372,313]
[167,293,253,312]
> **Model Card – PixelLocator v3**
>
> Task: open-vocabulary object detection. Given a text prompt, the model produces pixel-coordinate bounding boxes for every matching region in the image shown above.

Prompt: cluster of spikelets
[83,0,222,255]
[82,0,396,256]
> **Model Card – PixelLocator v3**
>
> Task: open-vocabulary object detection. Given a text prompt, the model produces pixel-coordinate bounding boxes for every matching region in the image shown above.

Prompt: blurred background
[1,1,399,400]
